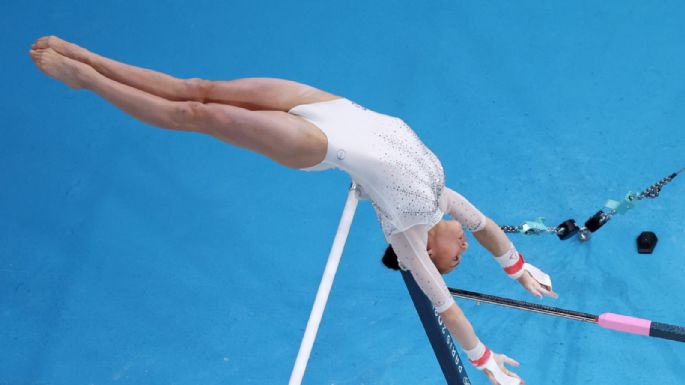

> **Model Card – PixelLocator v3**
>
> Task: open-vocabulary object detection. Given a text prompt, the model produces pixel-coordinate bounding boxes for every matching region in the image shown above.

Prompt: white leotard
[289,98,486,312]
[290,98,445,236]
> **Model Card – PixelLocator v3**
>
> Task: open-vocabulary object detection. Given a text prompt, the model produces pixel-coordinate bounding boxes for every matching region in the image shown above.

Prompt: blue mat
[2,1,684,384]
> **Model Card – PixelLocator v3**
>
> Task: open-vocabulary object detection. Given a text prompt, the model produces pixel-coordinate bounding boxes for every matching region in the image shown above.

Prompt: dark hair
[381,244,401,270]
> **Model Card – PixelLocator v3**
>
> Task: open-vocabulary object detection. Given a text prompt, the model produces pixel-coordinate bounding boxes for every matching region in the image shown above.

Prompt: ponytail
[381,244,400,270]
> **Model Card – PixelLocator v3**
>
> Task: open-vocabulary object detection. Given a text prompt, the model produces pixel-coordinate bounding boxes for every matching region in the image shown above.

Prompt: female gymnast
[30,36,557,385]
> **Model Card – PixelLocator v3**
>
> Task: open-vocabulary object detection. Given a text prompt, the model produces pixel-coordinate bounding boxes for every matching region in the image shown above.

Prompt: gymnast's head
[382,220,469,274]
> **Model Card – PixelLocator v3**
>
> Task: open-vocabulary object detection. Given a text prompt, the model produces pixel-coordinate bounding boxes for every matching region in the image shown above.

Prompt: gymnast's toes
[32,35,89,62]
[32,35,57,50]
[31,48,89,89]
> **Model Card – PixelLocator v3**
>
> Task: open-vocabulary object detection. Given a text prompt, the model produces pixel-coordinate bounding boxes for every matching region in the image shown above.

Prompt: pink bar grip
[598,313,652,336]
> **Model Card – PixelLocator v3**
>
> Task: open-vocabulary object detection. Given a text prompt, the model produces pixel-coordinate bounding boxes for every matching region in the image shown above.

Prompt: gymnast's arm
[388,226,523,384]
[441,187,557,298]
[387,225,479,349]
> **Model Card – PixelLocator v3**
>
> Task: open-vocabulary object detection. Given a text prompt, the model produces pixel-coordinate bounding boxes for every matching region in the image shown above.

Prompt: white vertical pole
[288,184,359,385]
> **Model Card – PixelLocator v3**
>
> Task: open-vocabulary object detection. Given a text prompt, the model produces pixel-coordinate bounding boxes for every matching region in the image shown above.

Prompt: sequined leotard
[289,98,486,312]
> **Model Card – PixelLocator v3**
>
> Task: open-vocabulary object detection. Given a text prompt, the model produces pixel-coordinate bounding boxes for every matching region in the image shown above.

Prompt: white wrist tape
[464,340,486,361]
[495,243,525,279]
[466,342,521,385]
[495,244,553,287]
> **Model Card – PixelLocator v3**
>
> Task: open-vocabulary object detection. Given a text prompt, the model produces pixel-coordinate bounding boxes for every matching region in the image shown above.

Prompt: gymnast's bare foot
[29,48,94,89]
[32,35,91,64]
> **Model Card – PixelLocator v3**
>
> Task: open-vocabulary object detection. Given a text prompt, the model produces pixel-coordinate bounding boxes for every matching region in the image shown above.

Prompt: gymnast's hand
[517,270,558,299]
[483,351,525,385]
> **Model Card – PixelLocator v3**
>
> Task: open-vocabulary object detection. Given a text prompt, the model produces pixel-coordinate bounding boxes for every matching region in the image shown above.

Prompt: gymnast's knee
[169,101,215,132]
[183,78,213,103]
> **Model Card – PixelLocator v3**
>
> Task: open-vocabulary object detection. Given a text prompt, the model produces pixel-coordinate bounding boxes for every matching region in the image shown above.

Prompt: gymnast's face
[428,220,469,274]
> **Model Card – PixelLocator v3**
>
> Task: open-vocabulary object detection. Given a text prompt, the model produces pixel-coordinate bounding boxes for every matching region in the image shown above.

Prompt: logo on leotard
[337,150,346,160]
[350,101,368,111]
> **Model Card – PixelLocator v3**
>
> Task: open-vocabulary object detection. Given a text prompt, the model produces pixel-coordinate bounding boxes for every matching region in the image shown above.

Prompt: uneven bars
[288,184,359,385]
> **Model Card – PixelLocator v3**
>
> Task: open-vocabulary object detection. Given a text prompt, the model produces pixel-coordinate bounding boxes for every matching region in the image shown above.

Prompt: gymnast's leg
[29,48,327,169]
[32,36,338,111]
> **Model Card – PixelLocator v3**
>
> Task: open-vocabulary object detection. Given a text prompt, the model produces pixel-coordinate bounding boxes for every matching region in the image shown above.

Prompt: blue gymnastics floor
[2,1,685,384]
